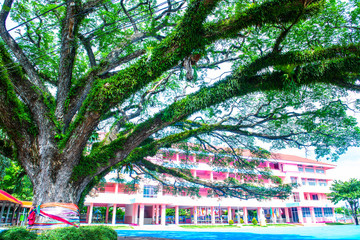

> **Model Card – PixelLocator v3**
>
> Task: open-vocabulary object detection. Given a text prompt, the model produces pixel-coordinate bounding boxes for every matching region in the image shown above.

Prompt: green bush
[240,218,244,224]
[0,226,117,240]
[0,227,37,240]
[228,219,234,225]
[37,226,117,240]
[252,217,258,225]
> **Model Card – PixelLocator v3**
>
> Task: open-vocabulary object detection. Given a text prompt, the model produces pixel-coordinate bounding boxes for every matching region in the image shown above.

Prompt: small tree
[328,179,360,225]
[252,217,258,225]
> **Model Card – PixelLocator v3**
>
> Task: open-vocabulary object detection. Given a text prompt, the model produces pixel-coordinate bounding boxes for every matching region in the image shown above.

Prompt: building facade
[84,150,337,225]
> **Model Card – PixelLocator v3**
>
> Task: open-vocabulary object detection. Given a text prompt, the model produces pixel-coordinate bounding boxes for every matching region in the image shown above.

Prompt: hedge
[0,226,117,240]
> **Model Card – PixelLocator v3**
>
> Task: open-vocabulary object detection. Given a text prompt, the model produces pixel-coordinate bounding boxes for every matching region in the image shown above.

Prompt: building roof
[0,189,22,205]
[270,153,336,167]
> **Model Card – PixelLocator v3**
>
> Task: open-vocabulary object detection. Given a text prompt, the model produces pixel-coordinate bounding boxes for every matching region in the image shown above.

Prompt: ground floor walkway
[84,203,336,226]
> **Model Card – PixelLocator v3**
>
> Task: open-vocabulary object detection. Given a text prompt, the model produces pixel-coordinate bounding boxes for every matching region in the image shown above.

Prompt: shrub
[0,227,38,240]
[228,219,234,225]
[240,218,244,224]
[252,217,258,225]
[37,226,117,240]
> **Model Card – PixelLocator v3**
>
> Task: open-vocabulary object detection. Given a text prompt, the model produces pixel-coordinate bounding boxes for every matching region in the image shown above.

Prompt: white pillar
[211,207,215,224]
[115,183,119,194]
[257,207,266,226]
[210,171,213,181]
[152,205,156,224]
[285,208,290,223]
[0,203,6,223]
[161,204,166,226]
[175,206,179,225]
[112,204,117,225]
[88,203,94,224]
[193,206,198,224]
[193,170,197,178]
[297,207,304,223]
[227,206,232,221]
[243,207,248,224]
[156,205,160,224]
[139,204,145,226]
[310,207,316,223]
[134,204,139,225]
[5,204,12,223]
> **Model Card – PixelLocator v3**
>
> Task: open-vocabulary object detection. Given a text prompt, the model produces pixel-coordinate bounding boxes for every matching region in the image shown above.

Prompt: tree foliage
[328,178,360,225]
[0,0,360,205]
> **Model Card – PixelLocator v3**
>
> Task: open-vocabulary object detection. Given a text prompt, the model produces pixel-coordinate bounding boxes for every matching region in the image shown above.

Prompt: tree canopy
[328,178,360,225]
[0,0,360,205]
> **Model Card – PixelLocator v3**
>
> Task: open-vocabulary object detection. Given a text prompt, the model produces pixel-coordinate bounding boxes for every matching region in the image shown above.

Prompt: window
[293,192,300,202]
[291,177,298,184]
[301,178,306,185]
[143,185,157,198]
[298,165,304,172]
[314,208,323,217]
[274,163,280,170]
[323,208,333,217]
[318,179,327,186]
[311,194,319,200]
[308,179,316,186]
[305,167,315,173]
[302,207,311,217]
[316,168,325,174]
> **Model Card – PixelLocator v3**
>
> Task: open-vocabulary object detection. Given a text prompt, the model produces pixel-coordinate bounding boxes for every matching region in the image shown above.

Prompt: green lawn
[325,222,354,226]
[180,224,297,229]
[110,225,134,229]
[180,225,240,229]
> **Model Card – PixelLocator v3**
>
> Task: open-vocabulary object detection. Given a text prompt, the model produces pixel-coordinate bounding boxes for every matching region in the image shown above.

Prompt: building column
[134,204,139,225]
[193,206,198,224]
[105,206,109,224]
[285,207,290,223]
[243,207,248,224]
[88,203,94,224]
[156,205,160,224]
[0,203,5,223]
[112,204,117,225]
[86,206,90,223]
[210,171,213,181]
[5,204,12,223]
[192,170,197,178]
[257,207,266,226]
[297,207,304,223]
[257,207,261,222]
[115,183,119,194]
[211,207,215,224]
[139,204,145,226]
[227,206,232,222]
[310,207,316,223]
[175,206,179,225]
[161,204,166,226]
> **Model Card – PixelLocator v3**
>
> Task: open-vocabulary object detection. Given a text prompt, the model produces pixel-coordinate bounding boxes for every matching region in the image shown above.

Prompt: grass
[325,222,354,226]
[110,225,134,229]
[180,225,240,229]
[180,223,297,229]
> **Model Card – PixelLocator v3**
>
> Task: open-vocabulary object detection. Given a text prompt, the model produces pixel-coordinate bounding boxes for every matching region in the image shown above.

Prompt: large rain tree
[328,179,360,225]
[0,0,360,206]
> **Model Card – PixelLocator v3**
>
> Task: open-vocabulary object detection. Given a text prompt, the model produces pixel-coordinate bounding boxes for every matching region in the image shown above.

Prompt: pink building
[84,149,336,225]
